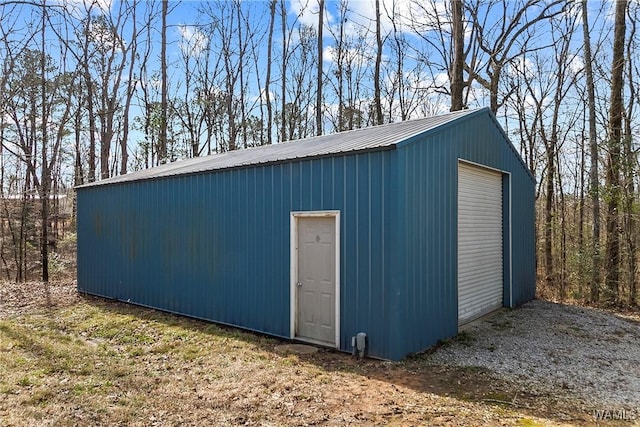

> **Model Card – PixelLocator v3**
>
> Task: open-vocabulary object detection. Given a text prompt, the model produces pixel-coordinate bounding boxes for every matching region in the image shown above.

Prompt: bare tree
[373,0,384,123]
[581,0,601,302]
[464,0,568,112]
[450,0,465,111]
[265,0,277,145]
[604,0,627,304]
[158,0,168,163]
[622,1,638,304]
[316,0,324,136]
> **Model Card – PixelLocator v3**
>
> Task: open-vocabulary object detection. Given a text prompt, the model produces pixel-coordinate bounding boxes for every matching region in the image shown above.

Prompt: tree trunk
[624,9,638,305]
[581,0,601,303]
[120,0,139,174]
[450,0,464,111]
[316,0,324,136]
[40,2,49,285]
[604,0,626,304]
[266,0,276,145]
[82,21,97,183]
[236,2,247,149]
[280,0,287,142]
[374,0,383,124]
[159,0,168,163]
[544,139,555,288]
[336,2,345,131]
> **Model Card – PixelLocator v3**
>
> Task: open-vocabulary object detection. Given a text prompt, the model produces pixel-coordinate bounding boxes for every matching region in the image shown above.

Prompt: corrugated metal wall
[77,149,402,359]
[394,109,536,358]
[77,109,535,361]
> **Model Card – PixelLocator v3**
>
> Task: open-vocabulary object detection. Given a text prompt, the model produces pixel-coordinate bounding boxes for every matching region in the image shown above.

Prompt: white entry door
[458,162,504,324]
[295,216,337,345]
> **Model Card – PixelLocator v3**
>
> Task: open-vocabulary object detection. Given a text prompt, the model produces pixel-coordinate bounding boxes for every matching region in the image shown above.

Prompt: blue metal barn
[77,108,535,360]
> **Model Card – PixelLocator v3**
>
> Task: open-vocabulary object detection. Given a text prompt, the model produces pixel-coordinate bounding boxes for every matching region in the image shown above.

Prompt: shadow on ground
[81,292,599,425]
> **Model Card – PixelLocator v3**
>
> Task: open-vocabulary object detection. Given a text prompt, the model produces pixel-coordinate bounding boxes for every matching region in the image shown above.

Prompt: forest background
[0,0,636,307]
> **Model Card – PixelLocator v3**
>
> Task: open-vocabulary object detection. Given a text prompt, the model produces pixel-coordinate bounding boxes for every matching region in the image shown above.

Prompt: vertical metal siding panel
[133,183,142,305]
[101,186,110,297]
[301,160,310,210]
[222,170,230,324]
[173,178,181,313]
[387,147,408,360]
[220,170,230,323]
[291,161,301,210]
[342,155,357,337]
[510,163,536,305]
[410,141,420,352]
[445,131,458,330]
[161,178,171,311]
[407,144,416,330]
[273,164,287,336]
[356,155,369,337]
[256,167,265,330]
[274,163,287,334]
[233,169,241,325]
[189,175,203,317]
[382,150,399,360]
[111,185,123,298]
[125,184,134,301]
[163,178,173,312]
[422,140,430,342]
[86,188,97,296]
[401,143,412,353]
[218,171,228,321]
[502,175,511,307]
[423,138,435,351]
[311,159,322,208]
[76,190,89,293]
[265,165,273,333]
[447,135,457,323]
[367,151,384,357]
[331,157,347,349]
[242,168,252,327]
[207,172,215,319]
[171,178,180,312]
[211,171,218,316]
[238,169,247,326]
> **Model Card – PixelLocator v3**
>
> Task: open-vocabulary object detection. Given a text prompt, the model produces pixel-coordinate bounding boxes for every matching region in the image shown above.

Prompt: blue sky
[1,0,621,181]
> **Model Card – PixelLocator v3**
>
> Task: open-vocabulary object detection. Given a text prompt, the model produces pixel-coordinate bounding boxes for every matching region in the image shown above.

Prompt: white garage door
[458,162,503,324]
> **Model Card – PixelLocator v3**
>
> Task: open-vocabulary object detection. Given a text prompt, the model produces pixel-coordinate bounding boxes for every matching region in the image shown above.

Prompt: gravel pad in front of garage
[427,300,640,408]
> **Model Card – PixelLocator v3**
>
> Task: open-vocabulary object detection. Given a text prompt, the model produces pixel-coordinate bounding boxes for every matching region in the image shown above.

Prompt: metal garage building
[76,107,535,361]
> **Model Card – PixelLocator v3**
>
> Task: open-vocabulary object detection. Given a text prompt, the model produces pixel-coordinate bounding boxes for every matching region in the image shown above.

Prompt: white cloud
[347,0,448,35]
[323,45,334,63]
[289,0,335,31]
[178,25,208,57]
[56,0,113,17]
[506,57,536,79]
[568,54,584,75]
[322,44,374,66]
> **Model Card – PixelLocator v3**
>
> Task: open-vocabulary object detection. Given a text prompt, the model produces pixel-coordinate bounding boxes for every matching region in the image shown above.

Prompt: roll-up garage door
[457,162,503,324]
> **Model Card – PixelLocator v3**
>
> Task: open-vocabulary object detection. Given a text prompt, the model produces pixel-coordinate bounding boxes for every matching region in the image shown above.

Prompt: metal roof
[78,108,484,188]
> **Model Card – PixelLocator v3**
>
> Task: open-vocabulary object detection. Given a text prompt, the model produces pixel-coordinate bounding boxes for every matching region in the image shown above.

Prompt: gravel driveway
[427,300,640,409]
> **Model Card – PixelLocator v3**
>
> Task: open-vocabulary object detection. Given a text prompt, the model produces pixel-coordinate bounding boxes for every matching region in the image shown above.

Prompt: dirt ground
[0,281,636,426]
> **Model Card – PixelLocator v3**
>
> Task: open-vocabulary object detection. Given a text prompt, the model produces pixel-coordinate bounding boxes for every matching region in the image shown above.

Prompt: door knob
[297,281,302,287]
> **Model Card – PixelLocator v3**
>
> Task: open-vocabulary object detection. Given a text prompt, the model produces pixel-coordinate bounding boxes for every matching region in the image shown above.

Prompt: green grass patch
[0,295,581,425]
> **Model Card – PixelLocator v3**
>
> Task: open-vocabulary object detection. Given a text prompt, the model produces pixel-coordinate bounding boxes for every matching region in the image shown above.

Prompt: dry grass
[0,282,601,426]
